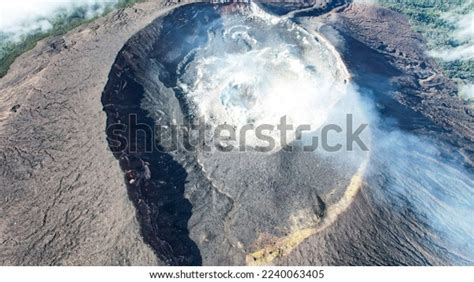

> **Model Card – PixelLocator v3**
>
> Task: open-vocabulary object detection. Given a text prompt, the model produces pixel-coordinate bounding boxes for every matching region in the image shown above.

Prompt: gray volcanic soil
[0,0,181,265]
[1,0,473,265]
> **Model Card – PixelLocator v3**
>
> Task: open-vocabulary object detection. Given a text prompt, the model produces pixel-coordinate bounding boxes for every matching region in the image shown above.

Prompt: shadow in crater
[102,64,201,266]
[100,3,224,265]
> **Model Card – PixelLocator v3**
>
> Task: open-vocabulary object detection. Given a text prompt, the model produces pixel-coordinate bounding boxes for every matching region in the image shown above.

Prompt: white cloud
[0,0,119,42]
[352,0,378,5]
[429,1,474,61]
[458,83,474,103]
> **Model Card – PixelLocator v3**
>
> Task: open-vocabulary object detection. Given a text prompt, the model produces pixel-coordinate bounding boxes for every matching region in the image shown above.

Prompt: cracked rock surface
[0,1,185,265]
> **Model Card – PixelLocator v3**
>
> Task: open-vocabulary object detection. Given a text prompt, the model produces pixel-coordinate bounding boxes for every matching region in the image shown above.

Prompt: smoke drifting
[176,4,352,150]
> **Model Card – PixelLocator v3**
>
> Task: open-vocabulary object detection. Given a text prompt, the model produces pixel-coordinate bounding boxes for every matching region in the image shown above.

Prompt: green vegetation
[378,0,474,82]
[0,0,144,78]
